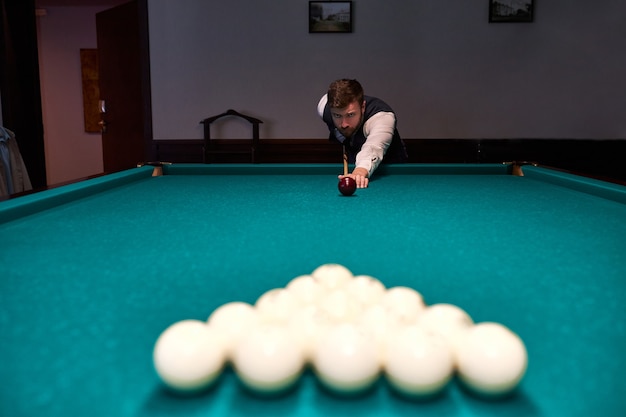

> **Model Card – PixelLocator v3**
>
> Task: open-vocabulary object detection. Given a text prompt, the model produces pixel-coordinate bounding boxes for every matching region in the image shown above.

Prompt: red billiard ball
[338,177,357,196]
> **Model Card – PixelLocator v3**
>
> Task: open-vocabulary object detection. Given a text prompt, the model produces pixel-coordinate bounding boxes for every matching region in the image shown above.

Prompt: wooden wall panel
[151,139,626,183]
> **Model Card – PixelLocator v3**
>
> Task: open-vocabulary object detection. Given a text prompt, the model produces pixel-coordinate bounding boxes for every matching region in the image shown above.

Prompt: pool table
[1,163,625,417]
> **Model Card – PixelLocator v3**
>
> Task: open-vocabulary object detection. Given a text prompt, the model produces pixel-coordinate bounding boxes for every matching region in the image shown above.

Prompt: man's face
[330,100,365,138]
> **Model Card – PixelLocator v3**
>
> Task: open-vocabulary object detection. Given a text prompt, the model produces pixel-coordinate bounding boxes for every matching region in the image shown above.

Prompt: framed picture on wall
[309,1,353,33]
[489,0,534,23]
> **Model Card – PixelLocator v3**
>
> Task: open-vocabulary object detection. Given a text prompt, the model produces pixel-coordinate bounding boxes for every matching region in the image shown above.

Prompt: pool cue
[343,145,349,176]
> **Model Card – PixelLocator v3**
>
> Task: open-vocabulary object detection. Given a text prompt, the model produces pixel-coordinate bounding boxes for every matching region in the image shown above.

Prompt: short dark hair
[327,79,364,108]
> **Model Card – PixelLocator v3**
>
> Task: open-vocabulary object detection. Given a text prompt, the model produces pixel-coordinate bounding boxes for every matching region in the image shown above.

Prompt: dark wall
[0,0,46,188]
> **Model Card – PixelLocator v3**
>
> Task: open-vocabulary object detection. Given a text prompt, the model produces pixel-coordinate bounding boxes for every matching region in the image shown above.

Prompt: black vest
[322,96,408,164]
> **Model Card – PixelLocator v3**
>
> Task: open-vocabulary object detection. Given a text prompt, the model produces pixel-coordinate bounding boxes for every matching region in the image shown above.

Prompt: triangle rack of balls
[153,264,527,398]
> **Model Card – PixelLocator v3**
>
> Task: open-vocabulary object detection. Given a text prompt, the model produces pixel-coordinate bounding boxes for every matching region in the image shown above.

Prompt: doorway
[33,0,151,184]
[96,0,153,173]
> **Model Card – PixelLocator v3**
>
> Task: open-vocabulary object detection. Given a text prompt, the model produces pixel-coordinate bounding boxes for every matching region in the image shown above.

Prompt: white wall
[148,0,626,141]
[36,6,106,185]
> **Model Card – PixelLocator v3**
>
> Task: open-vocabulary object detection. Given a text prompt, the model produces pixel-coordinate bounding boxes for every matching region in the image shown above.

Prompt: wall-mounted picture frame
[489,0,534,23]
[309,1,353,33]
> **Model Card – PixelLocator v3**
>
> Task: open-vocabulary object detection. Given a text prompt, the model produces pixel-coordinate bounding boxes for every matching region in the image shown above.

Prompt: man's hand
[338,167,369,188]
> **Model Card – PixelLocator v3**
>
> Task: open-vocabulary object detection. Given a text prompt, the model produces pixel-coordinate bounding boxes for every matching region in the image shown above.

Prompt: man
[317,79,407,188]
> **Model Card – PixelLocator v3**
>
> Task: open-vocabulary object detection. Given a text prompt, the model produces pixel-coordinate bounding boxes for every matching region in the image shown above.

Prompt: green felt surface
[1,164,626,417]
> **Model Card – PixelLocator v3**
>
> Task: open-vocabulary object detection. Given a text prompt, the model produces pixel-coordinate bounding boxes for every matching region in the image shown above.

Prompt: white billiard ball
[311,263,354,291]
[286,304,334,360]
[316,288,362,323]
[417,303,474,360]
[232,323,305,394]
[153,319,226,392]
[312,323,381,394]
[355,304,401,358]
[455,322,528,396]
[285,274,324,305]
[255,288,300,324]
[380,286,427,325]
[343,275,386,307]
[383,324,454,397]
[206,301,259,358]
